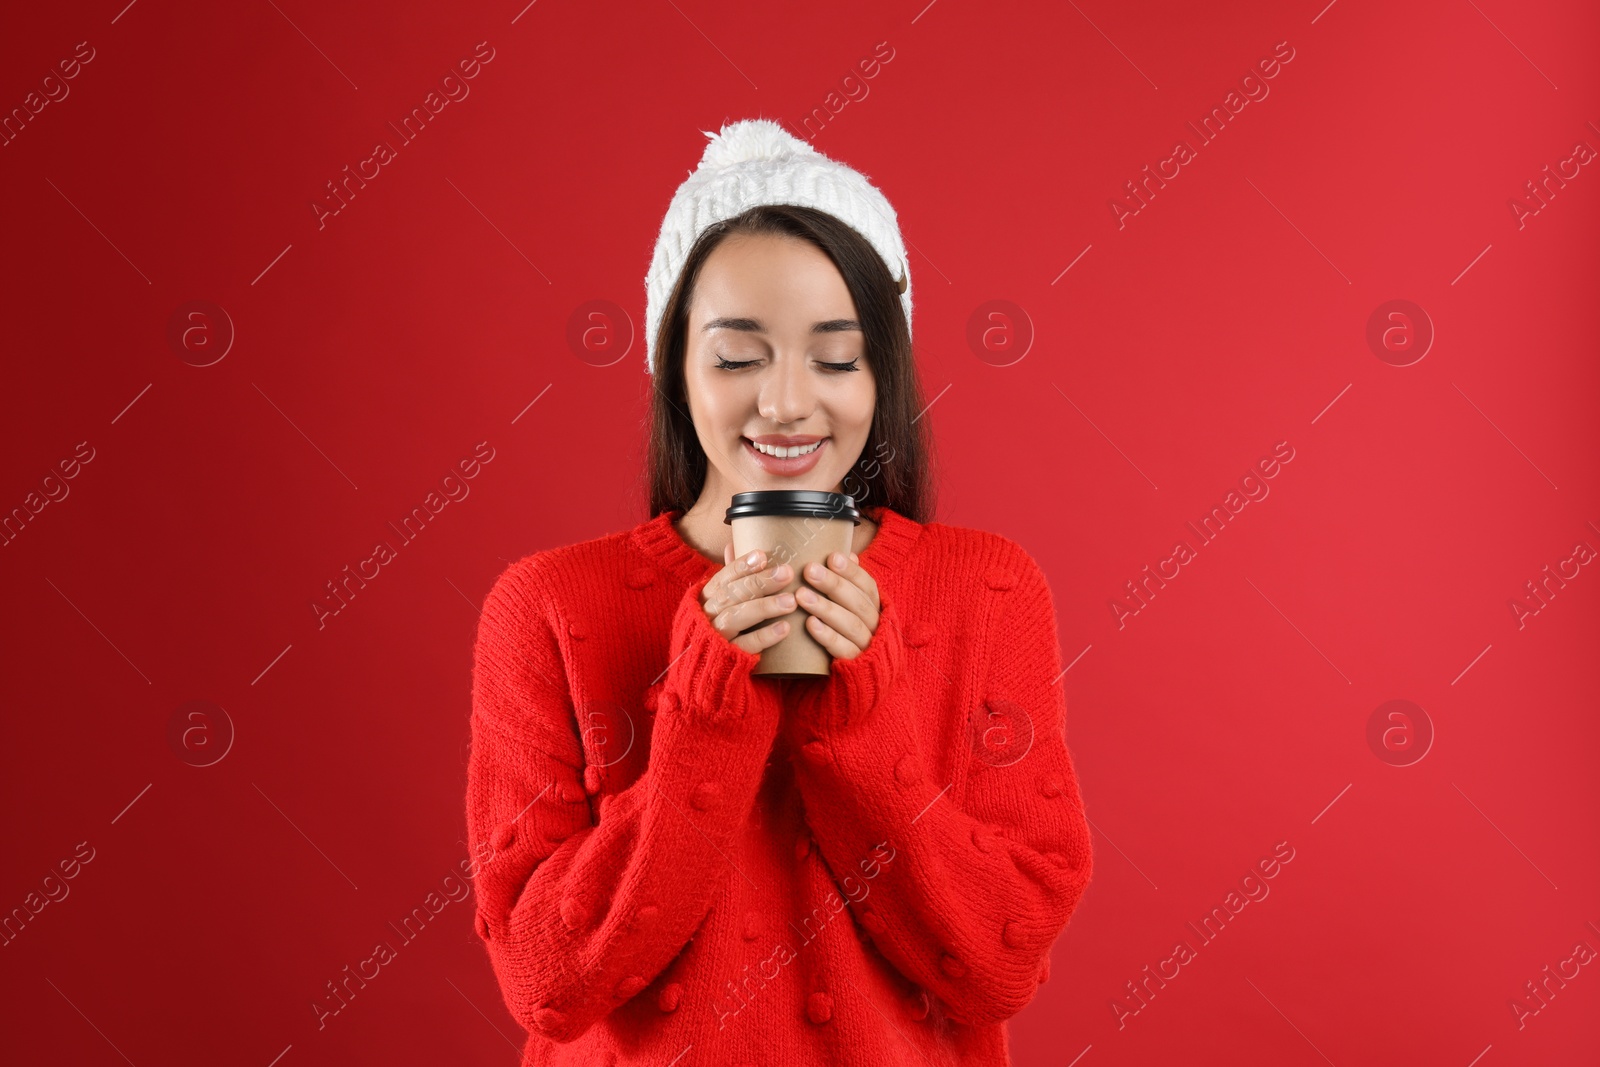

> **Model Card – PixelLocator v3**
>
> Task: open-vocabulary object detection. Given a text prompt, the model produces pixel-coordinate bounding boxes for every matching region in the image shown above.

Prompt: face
[682,232,876,504]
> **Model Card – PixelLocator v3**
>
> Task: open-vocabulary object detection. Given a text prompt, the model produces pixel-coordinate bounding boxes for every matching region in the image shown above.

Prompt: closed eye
[714,356,861,372]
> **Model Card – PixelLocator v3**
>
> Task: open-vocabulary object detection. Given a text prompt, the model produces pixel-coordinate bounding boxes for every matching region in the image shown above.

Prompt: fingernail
[745,551,761,566]
[778,594,795,609]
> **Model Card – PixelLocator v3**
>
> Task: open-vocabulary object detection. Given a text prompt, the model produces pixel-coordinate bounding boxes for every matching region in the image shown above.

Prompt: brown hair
[645,204,936,524]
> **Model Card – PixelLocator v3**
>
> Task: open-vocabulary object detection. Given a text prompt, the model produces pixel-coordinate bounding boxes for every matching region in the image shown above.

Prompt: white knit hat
[643,118,913,375]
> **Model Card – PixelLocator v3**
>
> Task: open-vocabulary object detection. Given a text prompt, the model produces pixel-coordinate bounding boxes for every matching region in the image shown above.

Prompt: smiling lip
[749,434,823,446]
[742,436,827,476]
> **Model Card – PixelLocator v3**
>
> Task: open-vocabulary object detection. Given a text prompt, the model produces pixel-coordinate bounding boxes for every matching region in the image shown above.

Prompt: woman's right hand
[702,545,797,654]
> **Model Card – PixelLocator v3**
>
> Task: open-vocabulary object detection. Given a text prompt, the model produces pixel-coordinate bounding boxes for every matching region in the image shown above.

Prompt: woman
[466,119,1092,1066]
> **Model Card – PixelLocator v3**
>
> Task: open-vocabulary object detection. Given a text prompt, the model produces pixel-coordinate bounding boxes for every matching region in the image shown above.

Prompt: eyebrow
[701,317,861,334]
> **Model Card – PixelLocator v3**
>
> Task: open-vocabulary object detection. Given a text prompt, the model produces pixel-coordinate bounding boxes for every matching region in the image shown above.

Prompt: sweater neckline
[631,504,924,586]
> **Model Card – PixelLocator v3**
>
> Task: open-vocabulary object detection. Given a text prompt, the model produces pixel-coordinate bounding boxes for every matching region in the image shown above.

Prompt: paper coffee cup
[724,490,861,678]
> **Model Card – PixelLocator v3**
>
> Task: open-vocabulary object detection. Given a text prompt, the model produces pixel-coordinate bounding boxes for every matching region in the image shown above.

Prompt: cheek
[845,377,877,433]
[686,369,747,433]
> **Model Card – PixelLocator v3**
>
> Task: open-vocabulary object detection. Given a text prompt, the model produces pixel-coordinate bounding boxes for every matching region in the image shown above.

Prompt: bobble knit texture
[465,507,1093,1065]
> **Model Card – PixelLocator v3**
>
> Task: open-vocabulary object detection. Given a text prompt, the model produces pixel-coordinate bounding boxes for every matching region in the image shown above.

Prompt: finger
[709,562,792,617]
[735,561,792,601]
[705,549,774,609]
[732,617,791,656]
[705,550,733,606]
[795,585,874,650]
[804,612,863,660]
[708,544,733,604]
[724,550,779,601]
[801,557,879,629]
[836,551,880,606]
[724,549,765,584]
[815,551,880,608]
[713,588,797,640]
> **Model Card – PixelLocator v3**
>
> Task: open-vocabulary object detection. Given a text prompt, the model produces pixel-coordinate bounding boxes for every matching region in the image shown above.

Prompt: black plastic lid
[724,490,862,526]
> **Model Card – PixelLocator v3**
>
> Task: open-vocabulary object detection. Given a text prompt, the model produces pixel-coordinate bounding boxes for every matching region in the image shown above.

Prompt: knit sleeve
[465,559,782,1043]
[783,544,1093,1027]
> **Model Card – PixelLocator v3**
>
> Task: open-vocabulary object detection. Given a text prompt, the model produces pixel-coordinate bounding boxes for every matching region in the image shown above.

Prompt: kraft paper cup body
[730,513,854,677]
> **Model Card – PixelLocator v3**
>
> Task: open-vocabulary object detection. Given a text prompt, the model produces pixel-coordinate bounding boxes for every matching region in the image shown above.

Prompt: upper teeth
[752,439,822,458]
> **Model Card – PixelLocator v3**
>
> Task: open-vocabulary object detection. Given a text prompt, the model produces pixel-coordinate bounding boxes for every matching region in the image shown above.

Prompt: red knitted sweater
[465,506,1093,1066]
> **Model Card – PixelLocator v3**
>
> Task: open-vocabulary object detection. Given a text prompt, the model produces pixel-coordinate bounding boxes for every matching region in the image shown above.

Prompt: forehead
[689,234,858,330]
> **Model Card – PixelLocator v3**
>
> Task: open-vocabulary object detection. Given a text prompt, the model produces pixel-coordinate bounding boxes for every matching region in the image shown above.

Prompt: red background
[3,0,1597,1064]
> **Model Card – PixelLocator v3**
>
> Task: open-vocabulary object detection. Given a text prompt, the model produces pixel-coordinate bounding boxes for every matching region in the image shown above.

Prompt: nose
[756,351,816,425]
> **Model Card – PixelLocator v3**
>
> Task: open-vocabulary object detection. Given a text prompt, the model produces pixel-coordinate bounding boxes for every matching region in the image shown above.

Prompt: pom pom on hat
[642,118,912,375]
[696,119,823,168]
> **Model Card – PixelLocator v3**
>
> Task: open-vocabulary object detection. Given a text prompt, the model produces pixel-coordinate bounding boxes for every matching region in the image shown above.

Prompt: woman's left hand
[796,551,881,660]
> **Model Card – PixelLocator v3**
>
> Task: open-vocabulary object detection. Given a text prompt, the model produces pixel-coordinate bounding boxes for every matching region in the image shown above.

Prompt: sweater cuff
[665,573,775,728]
[790,592,907,733]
